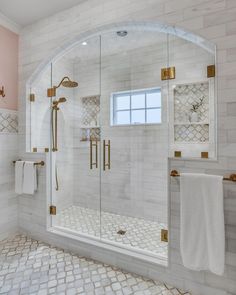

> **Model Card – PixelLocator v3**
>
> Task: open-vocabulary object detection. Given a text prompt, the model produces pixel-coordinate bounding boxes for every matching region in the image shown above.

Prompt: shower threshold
[50,205,168,266]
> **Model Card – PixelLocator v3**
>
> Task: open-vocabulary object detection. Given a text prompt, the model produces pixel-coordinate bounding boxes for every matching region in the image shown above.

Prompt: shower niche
[80,95,100,142]
[27,22,217,265]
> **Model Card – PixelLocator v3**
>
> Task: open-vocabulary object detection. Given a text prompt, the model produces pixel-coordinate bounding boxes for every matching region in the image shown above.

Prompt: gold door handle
[90,140,98,169]
[103,140,111,171]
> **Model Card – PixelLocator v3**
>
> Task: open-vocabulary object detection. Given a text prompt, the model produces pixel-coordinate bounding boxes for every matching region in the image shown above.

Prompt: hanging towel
[180,173,225,275]
[15,161,25,194]
[23,161,37,195]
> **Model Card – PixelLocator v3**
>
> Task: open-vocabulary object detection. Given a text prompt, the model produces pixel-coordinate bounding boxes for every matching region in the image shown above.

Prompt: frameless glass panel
[131,109,145,124]
[50,36,102,238]
[147,108,161,123]
[29,64,51,153]
[147,91,161,108]
[116,95,130,110]
[131,94,145,109]
[116,111,130,125]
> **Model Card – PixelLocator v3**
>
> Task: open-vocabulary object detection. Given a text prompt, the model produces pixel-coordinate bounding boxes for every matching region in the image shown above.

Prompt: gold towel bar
[170,170,236,182]
[13,160,45,166]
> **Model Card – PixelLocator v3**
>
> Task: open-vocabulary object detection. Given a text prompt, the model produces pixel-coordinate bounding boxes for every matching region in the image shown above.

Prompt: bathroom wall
[0,25,18,110]
[18,1,236,295]
[0,24,19,240]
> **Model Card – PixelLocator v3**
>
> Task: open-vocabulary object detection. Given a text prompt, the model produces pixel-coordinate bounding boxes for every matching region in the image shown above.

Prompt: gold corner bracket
[174,151,181,158]
[207,65,215,78]
[201,152,209,159]
[50,205,56,215]
[161,66,175,81]
[161,229,168,242]
[29,94,35,102]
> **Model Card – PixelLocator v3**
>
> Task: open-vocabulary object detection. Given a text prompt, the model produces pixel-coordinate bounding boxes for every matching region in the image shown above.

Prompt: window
[111,88,161,126]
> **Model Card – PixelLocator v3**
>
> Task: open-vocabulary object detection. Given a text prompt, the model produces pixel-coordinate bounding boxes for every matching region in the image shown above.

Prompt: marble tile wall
[0,109,18,240]
[17,1,236,295]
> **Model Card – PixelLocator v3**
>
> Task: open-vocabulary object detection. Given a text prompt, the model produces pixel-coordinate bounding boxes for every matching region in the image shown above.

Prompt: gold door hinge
[207,65,215,78]
[161,66,175,80]
[161,229,168,242]
[50,205,56,215]
[29,94,35,102]
[32,147,37,152]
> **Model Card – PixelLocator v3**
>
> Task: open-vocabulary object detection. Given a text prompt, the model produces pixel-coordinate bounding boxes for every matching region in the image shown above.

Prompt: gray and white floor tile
[56,206,168,258]
[0,235,191,295]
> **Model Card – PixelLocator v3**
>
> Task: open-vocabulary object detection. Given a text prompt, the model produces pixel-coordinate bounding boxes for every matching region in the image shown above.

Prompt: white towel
[23,161,37,195]
[180,173,225,275]
[15,161,25,194]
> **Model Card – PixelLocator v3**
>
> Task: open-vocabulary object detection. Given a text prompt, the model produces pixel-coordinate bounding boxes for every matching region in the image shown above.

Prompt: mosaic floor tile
[55,206,168,259]
[0,235,191,295]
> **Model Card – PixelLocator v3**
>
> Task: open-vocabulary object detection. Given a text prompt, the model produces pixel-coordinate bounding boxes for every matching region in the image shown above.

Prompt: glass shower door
[100,30,169,260]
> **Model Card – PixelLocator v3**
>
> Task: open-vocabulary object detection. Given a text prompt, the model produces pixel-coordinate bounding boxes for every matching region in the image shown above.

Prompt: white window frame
[110,87,162,126]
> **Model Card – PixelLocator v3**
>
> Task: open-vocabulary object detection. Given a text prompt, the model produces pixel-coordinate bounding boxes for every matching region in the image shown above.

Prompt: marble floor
[0,235,191,295]
[55,206,168,259]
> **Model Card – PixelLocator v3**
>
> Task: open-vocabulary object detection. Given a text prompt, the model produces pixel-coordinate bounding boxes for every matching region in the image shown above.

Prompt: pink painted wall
[0,25,18,110]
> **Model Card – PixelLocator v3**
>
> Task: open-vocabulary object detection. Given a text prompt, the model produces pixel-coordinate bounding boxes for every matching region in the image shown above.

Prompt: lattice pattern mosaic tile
[174,124,209,142]
[81,95,100,126]
[0,109,18,133]
[56,205,168,259]
[173,82,209,143]
[0,235,191,295]
[174,82,209,123]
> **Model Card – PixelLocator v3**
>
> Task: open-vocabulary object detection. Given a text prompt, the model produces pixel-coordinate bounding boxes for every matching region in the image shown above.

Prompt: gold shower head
[61,79,78,88]
[58,76,78,88]
[58,97,67,103]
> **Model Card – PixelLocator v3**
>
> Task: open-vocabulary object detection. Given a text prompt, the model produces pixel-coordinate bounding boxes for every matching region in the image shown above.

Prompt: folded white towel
[180,173,225,275]
[15,161,25,194]
[23,161,38,195]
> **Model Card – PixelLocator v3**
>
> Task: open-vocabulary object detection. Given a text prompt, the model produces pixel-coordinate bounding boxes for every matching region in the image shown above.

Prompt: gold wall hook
[0,86,5,97]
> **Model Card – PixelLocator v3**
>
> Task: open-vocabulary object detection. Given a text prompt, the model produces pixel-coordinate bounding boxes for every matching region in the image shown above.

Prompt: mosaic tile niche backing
[0,109,18,133]
[81,95,100,141]
[174,82,209,143]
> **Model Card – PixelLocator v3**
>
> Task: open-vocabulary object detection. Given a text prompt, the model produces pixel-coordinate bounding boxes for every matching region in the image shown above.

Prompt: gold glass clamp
[103,140,111,171]
[90,140,98,169]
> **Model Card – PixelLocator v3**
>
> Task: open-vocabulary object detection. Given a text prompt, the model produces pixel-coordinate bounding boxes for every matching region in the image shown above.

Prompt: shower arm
[54,77,70,89]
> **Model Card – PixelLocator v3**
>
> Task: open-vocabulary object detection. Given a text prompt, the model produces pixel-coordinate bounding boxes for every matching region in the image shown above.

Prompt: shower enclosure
[28,23,216,265]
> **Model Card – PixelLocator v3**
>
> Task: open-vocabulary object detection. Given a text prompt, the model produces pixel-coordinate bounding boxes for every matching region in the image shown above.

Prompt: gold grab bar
[13,160,45,166]
[90,140,98,169]
[170,169,236,182]
[103,140,111,171]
